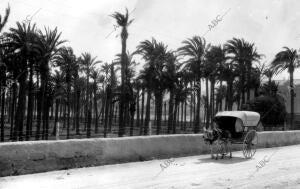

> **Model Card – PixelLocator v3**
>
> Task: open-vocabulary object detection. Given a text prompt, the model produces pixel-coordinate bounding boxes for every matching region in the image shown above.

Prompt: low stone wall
[0,130,300,177]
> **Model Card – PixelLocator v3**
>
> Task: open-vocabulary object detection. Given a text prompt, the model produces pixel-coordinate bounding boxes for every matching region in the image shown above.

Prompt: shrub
[244,94,286,126]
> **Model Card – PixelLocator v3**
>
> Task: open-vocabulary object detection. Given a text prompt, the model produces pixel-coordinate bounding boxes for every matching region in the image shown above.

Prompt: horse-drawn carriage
[203,111,260,159]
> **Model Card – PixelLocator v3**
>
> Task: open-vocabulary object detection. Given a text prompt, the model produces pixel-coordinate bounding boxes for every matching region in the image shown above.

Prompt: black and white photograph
[0,0,300,188]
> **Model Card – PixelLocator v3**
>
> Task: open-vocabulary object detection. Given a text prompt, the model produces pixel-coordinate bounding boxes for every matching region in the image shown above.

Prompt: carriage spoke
[243,130,258,158]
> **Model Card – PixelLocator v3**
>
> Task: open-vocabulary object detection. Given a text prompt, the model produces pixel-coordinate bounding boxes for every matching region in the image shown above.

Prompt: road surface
[1,144,300,189]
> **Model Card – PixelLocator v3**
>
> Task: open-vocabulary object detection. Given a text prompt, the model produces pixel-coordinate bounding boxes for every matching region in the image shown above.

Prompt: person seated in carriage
[235,118,243,132]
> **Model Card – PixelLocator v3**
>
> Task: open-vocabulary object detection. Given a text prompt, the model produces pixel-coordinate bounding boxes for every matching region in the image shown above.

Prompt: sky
[1,0,300,80]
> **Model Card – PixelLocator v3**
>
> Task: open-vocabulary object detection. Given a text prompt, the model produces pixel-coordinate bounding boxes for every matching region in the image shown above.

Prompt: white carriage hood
[215,111,261,126]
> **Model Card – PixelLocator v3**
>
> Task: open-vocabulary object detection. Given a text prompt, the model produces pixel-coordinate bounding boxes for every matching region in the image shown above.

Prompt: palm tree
[114,52,138,133]
[263,67,276,85]
[249,67,262,97]
[138,68,152,135]
[51,70,65,136]
[0,4,10,141]
[222,62,238,110]
[215,85,227,112]
[133,78,142,133]
[0,35,18,140]
[225,38,261,105]
[164,52,180,133]
[111,8,134,137]
[36,27,65,140]
[54,46,77,139]
[6,22,40,140]
[178,36,207,132]
[137,38,169,135]
[271,47,300,129]
[90,68,102,134]
[205,45,226,123]
[172,71,190,133]
[80,52,101,138]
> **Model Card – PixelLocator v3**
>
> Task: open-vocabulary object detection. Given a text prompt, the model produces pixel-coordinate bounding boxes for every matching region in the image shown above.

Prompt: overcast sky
[1,0,300,80]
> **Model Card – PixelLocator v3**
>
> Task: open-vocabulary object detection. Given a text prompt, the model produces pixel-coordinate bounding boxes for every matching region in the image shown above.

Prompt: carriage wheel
[242,130,258,159]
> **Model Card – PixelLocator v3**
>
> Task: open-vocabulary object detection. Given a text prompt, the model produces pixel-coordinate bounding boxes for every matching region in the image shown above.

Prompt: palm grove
[0,7,296,142]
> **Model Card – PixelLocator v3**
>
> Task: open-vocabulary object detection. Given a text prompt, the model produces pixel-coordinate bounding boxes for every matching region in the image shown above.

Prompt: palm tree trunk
[62,102,66,129]
[228,81,234,110]
[190,94,193,128]
[118,29,128,137]
[205,78,210,129]
[180,102,184,130]
[241,75,246,105]
[210,79,215,123]
[140,89,145,135]
[153,98,156,127]
[67,82,71,139]
[246,65,251,102]
[10,83,17,140]
[15,77,27,141]
[104,86,110,138]
[1,88,5,141]
[129,107,134,136]
[26,65,34,141]
[168,90,174,133]
[93,85,98,134]
[44,102,50,140]
[108,102,114,132]
[173,102,179,134]
[164,102,167,130]
[136,89,140,129]
[184,100,187,131]
[87,108,91,138]
[194,80,201,132]
[41,73,49,140]
[52,99,59,136]
[155,93,163,135]
[290,71,294,129]
[219,81,223,111]
[144,91,151,135]
[76,91,80,135]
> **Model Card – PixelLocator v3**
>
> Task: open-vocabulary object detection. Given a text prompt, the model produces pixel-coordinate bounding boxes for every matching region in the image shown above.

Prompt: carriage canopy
[214,111,260,127]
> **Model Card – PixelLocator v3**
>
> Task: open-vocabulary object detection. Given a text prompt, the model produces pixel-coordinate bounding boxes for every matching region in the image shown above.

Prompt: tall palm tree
[0,35,18,140]
[51,70,65,136]
[205,45,226,123]
[115,52,138,133]
[90,68,102,134]
[6,22,40,140]
[178,36,207,132]
[80,52,101,138]
[138,67,152,135]
[164,52,180,133]
[222,62,238,110]
[0,5,10,141]
[249,66,262,97]
[111,8,134,137]
[54,46,77,139]
[172,71,190,133]
[225,38,261,105]
[271,47,300,129]
[137,38,169,135]
[36,27,65,140]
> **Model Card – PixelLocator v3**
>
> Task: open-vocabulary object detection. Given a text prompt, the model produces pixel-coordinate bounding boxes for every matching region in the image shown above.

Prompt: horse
[203,127,232,160]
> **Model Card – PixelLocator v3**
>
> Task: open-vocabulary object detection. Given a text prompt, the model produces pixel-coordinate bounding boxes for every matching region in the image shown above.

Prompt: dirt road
[1,145,300,189]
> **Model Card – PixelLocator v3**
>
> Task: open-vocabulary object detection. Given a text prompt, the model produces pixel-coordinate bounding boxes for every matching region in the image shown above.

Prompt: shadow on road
[195,156,250,164]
